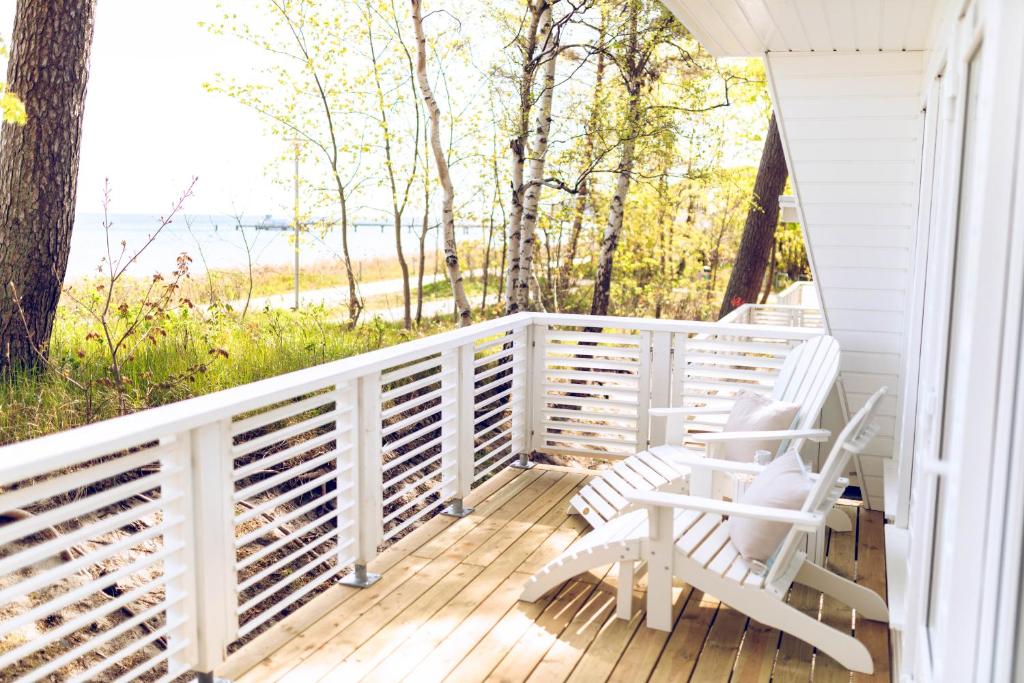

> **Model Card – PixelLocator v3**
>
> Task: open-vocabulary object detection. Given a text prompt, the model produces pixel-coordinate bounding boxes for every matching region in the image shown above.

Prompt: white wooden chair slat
[611,460,648,489]
[708,540,739,577]
[677,513,721,554]
[523,387,889,675]
[568,492,607,529]
[635,450,679,480]
[623,457,668,486]
[603,470,641,500]
[588,477,629,511]
[725,558,752,585]
[692,523,732,568]
[578,486,619,522]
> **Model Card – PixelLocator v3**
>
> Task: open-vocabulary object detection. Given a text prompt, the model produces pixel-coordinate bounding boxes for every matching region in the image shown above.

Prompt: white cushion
[727,450,813,564]
[717,391,799,462]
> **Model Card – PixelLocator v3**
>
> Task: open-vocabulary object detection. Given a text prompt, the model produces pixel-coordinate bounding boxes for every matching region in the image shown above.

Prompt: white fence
[0,312,818,681]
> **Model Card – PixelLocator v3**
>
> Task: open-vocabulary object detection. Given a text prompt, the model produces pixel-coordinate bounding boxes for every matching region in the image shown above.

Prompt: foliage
[0,38,26,125]
[0,303,457,445]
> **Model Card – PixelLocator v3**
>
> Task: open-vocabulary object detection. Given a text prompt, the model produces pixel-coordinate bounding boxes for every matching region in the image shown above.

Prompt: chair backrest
[765,387,887,587]
[768,335,841,456]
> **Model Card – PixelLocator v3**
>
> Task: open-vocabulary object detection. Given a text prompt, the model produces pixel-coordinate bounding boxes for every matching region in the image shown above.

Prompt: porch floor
[218,465,890,683]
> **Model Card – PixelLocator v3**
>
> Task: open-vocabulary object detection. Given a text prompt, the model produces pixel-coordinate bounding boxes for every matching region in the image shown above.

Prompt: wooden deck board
[228,466,891,683]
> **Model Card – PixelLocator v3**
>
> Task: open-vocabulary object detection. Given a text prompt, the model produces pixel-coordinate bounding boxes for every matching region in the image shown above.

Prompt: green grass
[0,305,462,445]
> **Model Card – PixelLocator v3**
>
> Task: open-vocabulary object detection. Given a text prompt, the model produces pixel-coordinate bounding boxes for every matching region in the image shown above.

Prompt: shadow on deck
[217,465,890,682]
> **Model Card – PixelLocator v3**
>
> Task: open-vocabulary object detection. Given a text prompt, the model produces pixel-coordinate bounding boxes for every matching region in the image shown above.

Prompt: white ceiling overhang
[659,0,941,56]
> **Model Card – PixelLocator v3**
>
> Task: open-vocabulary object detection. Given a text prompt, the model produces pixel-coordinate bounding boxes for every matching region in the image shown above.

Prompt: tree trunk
[760,239,777,304]
[334,174,362,326]
[367,7,417,329]
[0,0,96,370]
[589,132,636,317]
[514,5,556,311]
[416,129,430,325]
[590,80,641,318]
[556,19,605,308]
[504,1,545,315]
[719,113,788,319]
[412,0,472,327]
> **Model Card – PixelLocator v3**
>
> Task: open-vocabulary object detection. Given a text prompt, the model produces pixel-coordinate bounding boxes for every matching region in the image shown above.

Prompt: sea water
[67,213,437,279]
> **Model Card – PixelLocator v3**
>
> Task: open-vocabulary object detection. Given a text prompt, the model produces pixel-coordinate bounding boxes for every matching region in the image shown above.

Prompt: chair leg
[794,560,889,622]
[644,507,675,632]
[746,590,875,673]
[520,540,641,602]
[617,561,635,620]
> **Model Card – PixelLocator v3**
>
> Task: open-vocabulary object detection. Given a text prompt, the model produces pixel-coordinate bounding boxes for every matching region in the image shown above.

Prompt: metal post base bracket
[511,453,536,470]
[442,499,475,518]
[340,564,381,589]
[195,673,232,683]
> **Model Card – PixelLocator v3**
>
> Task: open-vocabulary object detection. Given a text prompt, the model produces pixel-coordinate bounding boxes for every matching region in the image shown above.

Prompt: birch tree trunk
[504,1,545,315]
[556,40,605,308]
[333,172,362,325]
[0,0,96,370]
[412,0,472,326]
[590,126,637,316]
[416,126,430,325]
[719,113,787,319]
[514,4,556,310]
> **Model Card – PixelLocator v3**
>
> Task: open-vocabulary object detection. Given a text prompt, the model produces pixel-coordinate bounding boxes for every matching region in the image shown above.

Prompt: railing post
[333,379,358,567]
[160,433,200,676]
[443,346,475,516]
[514,321,542,469]
[342,373,383,588]
[636,330,653,449]
[188,419,237,677]
[648,331,672,447]
[508,325,531,467]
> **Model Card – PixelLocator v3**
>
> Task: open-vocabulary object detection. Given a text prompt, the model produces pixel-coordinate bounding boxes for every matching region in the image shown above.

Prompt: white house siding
[766,51,926,510]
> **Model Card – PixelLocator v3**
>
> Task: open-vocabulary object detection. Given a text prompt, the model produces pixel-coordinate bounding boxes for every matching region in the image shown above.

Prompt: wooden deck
[218,465,890,683]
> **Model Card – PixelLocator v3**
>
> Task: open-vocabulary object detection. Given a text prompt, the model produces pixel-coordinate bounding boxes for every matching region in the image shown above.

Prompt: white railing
[774,280,819,309]
[0,312,819,681]
[722,282,824,330]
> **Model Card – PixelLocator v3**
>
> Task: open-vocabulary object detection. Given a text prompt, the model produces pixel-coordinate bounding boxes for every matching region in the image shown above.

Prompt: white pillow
[727,449,813,564]
[718,390,799,462]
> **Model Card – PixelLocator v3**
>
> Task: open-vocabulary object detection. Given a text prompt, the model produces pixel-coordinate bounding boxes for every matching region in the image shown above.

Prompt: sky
[1,1,288,216]
[0,1,768,218]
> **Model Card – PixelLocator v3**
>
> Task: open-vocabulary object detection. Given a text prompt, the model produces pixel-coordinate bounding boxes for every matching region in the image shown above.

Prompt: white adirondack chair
[569,335,843,530]
[523,387,888,674]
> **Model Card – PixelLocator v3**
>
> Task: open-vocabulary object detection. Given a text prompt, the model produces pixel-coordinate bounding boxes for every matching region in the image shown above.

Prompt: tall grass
[0,305,458,445]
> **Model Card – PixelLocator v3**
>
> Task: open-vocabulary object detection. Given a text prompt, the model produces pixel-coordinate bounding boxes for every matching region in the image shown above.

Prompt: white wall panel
[768,51,927,510]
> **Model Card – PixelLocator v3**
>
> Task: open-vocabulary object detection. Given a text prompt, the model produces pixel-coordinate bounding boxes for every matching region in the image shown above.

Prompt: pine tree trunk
[719,113,788,319]
[412,0,471,326]
[0,0,96,370]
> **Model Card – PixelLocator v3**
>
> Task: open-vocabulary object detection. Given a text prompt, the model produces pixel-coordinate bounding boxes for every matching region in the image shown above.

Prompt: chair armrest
[649,406,732,418]
[626,490,826,531]
[650,445,765,476]
[689,428,831,444]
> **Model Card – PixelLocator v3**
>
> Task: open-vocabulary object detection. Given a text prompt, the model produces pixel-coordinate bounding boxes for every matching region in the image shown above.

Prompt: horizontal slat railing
[528,313,823,459]
[0,311,822,679]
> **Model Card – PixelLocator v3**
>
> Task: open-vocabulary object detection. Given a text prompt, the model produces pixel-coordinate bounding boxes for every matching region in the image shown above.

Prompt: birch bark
[514,4,556,310]
[411,0,472,326]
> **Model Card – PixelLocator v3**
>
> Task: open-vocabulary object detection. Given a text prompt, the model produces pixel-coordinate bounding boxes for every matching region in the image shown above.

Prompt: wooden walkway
[218,465,890,683]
